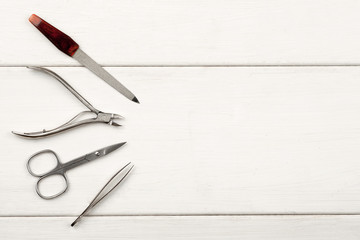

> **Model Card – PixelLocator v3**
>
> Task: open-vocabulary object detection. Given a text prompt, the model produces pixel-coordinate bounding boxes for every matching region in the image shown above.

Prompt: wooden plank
[2,67,360,215]
[1,216,360,240]
[2,0,360,65]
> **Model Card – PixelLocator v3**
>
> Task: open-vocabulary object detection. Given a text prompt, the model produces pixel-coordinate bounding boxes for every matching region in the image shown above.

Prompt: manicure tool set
[13,14,138,226]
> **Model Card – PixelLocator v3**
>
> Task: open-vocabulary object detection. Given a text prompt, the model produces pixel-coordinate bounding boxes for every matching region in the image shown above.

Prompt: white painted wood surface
[2,0,360,65]
[1,216,360,240]
[1,0,360,239]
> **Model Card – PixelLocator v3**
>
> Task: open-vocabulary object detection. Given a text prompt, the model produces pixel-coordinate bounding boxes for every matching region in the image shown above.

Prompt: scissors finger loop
[27,149,61,177]
[36,174,69,200]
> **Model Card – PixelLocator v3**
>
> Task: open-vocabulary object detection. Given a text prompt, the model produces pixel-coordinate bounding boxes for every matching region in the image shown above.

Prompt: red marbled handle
[29,14,79,56]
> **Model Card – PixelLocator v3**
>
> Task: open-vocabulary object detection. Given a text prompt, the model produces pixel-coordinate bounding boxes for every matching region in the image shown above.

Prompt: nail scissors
[12,67,122,138]
[27,142,126,199]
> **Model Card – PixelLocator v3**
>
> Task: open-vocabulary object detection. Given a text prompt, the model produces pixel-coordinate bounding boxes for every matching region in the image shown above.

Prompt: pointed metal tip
[113,114,124,119]
[12,131,23,136]
[117,142,127,147]
[101,142,127,156]
[112,141,127,150]
[71,216,81,227]
[111,122,122,127]
[132,96,140,104]
[27,66,41,70]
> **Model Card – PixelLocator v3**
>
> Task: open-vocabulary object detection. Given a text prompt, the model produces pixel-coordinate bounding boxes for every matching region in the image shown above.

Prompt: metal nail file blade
[29,14,139,104]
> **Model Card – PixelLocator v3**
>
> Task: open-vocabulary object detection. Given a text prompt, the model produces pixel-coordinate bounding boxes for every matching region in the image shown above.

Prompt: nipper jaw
[97,112,122,126]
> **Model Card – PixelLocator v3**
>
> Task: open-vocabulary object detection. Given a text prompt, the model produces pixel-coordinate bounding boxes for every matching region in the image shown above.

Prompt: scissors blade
[85,142,127,161]
[72,49,139,103]
[45,142,127,177]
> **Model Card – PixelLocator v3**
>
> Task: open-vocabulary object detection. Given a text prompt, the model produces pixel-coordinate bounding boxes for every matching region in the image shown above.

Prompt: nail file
[29,14,139,103]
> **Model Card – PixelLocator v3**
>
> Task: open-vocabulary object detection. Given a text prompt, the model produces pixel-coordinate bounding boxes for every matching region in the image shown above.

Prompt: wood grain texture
[2,67,360,216]
[3,1,360,237]
[1,216,360,240]
[1,0,360,65]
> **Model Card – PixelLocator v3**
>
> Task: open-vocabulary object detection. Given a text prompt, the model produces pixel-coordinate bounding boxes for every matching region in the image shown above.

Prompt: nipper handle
[29,14,79,56]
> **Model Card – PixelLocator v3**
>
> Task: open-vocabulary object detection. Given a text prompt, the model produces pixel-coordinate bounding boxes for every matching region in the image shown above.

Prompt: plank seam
[2,64,360,68]
[2,214,360,218]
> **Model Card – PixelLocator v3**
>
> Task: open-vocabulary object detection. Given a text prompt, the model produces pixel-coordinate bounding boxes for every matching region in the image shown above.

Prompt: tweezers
[71,162,134,227]
[12,67,122,138]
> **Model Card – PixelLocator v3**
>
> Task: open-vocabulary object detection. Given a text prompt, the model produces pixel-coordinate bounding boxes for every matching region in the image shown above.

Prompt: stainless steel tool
[26,142,127,199]
[12,67,122,138]
[29,14,139,103]
[71,162,134,227]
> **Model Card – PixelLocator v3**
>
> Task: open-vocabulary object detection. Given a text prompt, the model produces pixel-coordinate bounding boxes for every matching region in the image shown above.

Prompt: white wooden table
[1,1,360,239]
